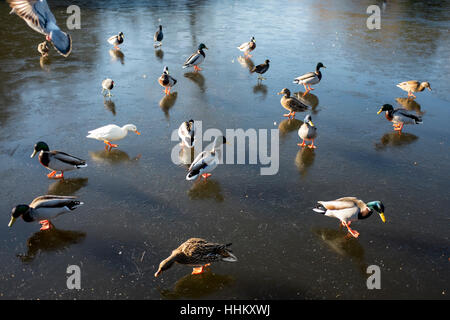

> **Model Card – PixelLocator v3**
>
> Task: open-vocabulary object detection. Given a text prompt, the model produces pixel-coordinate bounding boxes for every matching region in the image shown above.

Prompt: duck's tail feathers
[76,163,88,169]
[222,251,238,262]
[68,201,84,210]
[293,79,300,84]
[313,204,327,214]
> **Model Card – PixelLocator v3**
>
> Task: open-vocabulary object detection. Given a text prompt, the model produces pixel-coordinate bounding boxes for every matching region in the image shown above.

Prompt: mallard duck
[30,141,87,179]
[277,88,308,119]
[108,32,124,49]
[183,43,208,72]
[8,0,72,57]
[154,238,237,277]
[396,80,431,99]
[293,62,326,96]
[237,36,256,58]
[298,114,318,149]
[87,124,141,151]
[251,59,270,82]
[37,40,49,57]
[9,195,84,231]
[186,136,226,181]
[101,78,114,97]
[154,25,163,48]
[178,120,194,148]
[313,197,386,238]
[158,66,177,95]
[377,104,422,134]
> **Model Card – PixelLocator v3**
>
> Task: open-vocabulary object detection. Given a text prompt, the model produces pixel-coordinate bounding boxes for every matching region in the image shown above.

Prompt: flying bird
[8,0,72,57]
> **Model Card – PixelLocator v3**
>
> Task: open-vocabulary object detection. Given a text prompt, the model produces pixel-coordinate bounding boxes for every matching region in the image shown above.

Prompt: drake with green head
[31,141,87,179]
[183,43,208,72]
[9,195,84,231]
[313,197,386,238]
[377,104,422,134]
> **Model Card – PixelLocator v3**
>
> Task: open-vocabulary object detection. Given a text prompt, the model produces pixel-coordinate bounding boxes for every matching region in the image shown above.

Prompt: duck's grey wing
[188,151,208,171]
[30,195,78,209]
[51,151,86,166]
[395,109,422,122]
[183,52,200,67]
[294,72,316,82]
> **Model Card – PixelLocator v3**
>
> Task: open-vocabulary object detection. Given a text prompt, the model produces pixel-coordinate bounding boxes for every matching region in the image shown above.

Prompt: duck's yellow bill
[309,121,315,127]
[8,217,16,228]
[377,109,383,115]
[30,150,37,158]
[379,212,386,223]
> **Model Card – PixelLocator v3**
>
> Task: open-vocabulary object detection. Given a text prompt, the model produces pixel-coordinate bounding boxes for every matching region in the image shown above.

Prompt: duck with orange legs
[182,43,208,72]
[8,195,84,231]
[30,141,87,179]
[154,238,237,277]
[377,104,422,135]
[313,198,386,238]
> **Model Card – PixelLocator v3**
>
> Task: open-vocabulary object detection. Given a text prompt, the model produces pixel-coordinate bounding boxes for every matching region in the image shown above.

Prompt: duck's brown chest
[385,112,393,122]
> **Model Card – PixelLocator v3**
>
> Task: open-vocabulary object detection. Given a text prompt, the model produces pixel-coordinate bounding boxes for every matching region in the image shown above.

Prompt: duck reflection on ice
[109,48,125,65]
[294,91,319,114]
[188,179,224,202]
[295,147,315,178]
[18,228,86,263]
[89,149,142,165]
[158,269,234,299]
[237,56,255,73]
[184,72,206,92]
[47,178,88,196]
[253,83,267,99]
[159,92,178,119]
[395,97,424,115]
[179,145,195,167]
[375,131,419,150]
[312,227,367,275]
[155,48,164,61]
[278,118,302,139]
[104,98,116,115]
[39,56,50,72]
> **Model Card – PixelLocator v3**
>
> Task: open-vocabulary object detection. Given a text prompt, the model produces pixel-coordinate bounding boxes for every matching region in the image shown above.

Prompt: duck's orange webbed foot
[192,263,211,275]
[342,221,359,238]
[308,140,317,149]
[47,171,57,178]
[297,140,306,148]
[39,220,53,231]
[54,172,64,179]
[104,141,118,151]
[201,173,212,180]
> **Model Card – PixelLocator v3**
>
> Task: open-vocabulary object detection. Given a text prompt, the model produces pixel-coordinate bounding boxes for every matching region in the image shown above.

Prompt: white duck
[178,119,194,148]
[186,136,227,181]
[87,124,140,151]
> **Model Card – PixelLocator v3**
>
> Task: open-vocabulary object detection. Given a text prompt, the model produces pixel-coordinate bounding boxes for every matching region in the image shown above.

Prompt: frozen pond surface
[0,0,448,299]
